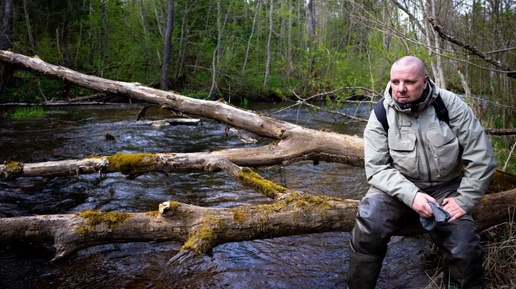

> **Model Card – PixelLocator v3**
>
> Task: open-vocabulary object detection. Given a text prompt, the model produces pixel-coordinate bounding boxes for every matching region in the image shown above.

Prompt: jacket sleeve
[444,92,497,212]
[363,110,420,208]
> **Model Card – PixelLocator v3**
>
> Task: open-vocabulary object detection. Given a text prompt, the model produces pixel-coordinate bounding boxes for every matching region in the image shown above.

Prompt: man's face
[390,63,428,103]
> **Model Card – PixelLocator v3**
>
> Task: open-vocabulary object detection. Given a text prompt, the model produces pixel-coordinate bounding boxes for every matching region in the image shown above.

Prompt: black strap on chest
[373,94,449,131]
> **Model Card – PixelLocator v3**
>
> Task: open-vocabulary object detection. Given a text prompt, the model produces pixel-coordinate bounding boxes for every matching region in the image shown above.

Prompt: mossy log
[0,159,514,262]
[0,187,513,262]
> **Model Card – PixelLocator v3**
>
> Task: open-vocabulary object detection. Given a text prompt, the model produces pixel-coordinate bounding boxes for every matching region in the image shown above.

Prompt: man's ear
[423,75,429,88]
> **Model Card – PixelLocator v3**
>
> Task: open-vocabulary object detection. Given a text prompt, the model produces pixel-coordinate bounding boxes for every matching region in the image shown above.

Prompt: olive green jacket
[364,81,497,212]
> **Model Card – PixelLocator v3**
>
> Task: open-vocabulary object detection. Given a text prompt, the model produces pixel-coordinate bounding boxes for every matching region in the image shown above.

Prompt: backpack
[373,95,449,131]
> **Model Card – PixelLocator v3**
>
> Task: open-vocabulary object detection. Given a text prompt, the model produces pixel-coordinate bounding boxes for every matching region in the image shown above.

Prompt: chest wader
[344,185,484,289]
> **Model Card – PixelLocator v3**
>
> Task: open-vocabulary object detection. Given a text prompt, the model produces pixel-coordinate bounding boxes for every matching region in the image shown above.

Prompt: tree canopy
[1,0,514,102]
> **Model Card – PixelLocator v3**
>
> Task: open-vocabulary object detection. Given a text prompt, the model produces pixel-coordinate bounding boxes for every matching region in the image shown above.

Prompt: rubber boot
[345,250,383,289]
[429,215,485,289]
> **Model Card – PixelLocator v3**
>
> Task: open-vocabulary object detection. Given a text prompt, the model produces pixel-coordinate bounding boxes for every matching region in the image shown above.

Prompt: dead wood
[484,128,516,136]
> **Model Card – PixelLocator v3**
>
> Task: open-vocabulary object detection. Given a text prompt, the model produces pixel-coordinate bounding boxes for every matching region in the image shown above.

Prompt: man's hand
[412,191,436,218]
[441,198,466,222]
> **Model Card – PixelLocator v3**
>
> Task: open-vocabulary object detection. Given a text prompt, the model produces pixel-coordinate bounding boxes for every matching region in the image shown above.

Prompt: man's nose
[399,82,407,92]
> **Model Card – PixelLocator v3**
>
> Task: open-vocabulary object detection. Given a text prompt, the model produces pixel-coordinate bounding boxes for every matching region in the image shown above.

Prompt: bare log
[0,50,296,139]
[0,130,364,179]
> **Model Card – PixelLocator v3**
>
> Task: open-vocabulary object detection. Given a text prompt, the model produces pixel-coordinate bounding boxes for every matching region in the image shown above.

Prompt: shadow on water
[0,103,433,288]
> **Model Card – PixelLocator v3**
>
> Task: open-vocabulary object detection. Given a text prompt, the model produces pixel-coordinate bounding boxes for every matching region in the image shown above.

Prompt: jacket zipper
[415,113,432,183]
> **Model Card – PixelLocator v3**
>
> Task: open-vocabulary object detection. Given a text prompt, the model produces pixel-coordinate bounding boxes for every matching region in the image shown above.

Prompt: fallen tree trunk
[0,160,513,261]
[0,50,299,139]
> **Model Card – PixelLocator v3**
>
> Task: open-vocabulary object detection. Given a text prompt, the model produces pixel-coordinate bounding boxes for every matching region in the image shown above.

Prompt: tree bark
[241,0,261,75]
[160,0,174,90]
[263,0,273,89]
[0,50,515,262]
[0,0,13,93]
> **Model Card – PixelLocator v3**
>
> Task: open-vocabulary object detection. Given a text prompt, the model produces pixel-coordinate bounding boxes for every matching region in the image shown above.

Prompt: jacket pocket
[426,127,460,177]
[389,132,419,178]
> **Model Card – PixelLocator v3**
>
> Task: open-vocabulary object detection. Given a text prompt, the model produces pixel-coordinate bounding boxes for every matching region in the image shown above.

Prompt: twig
[503,141,516,171]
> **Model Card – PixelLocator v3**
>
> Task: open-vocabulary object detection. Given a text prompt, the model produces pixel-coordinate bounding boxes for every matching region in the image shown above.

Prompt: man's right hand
[412,191,437,218]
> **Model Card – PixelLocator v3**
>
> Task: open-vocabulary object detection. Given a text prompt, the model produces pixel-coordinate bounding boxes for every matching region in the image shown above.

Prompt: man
[345,56,496,289]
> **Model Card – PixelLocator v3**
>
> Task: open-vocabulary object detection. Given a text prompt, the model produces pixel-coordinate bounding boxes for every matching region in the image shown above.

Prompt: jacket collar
[384,80,438,113]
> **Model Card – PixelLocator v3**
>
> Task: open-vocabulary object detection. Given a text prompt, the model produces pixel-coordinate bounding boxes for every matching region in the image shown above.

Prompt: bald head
[390,56,429,103]
[392,56,427,78]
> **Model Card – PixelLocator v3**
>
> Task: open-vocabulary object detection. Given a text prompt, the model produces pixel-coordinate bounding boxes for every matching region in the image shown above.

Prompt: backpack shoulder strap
[432,94,450,126]
[373,97,389,131]
[374,94,449,132]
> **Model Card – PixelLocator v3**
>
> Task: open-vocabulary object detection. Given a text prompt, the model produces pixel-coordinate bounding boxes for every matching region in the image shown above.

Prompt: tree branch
[427,17,515,78]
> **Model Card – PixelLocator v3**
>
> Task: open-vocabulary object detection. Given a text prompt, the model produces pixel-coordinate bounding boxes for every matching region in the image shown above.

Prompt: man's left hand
[441,198,466,222]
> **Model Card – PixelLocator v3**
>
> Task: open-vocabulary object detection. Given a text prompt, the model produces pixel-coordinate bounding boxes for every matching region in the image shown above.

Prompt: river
[0,102,433,288]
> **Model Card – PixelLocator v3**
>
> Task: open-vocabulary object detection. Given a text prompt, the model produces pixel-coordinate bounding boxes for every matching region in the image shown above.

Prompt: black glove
[419,201,451,230]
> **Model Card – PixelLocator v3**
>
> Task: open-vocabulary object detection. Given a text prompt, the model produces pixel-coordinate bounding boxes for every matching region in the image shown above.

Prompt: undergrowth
[9,106,45,118]
[424,207,516,289]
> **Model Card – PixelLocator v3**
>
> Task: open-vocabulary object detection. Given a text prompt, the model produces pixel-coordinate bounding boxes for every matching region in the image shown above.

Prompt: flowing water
[0,102,432,289]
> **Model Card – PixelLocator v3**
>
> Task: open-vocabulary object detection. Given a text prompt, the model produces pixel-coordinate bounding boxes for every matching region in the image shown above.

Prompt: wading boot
[345,250,383,289]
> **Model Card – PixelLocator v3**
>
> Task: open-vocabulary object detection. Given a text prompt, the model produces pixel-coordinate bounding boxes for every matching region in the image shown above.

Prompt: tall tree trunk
[208,0,233,98]
[306,0,317,93]
[98,0,107,77]
[175,1,192,80]
[22,0,35,51]
[285,0,293,78]
[160,0,174,90]
[263,0,273,89]
[152,0,163,37]
[429,0,446,88]
[59,1,73,101]
[242,0,261,75]
[0,0,13,94]
[138,0,152,59]
[0,0,12,50]
[209,0,222,98]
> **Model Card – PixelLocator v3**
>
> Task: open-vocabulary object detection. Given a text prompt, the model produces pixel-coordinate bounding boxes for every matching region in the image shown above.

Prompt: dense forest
[0,0,515,170]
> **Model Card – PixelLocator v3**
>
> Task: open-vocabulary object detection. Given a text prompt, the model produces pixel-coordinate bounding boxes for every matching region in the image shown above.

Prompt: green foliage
[9,106,45,119]
[179,89,212,100]
[1,0,514,153]
[241,97,249,108]
[490,136,516,175]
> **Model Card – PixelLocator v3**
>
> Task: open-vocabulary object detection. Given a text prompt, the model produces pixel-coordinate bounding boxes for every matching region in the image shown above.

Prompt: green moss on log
[284,192,337,211]
[232,208,248,224]
[238,167,286,199]
[76,210,132,234]
[146,211,160,218]
[106,152,158,174]
[3,161,24,178]
[181,214,220,254]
